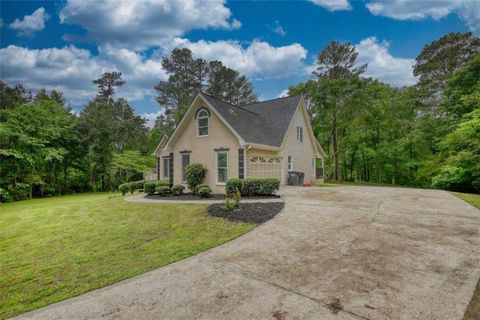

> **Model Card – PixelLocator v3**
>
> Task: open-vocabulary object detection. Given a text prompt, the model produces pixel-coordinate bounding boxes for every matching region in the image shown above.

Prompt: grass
[0,193,254,318]
[451,192,480,320]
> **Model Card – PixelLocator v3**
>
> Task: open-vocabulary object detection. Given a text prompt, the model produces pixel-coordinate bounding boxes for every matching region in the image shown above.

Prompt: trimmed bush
[155,186,171,196]
[128,183,136,194]
[226,178,242,195]
[258,178,280,195]
[119,183,129,195]
[197,185,212,198]
[227,178,280,196]
[155,180,170,187]
[144,182,157,195]
[171,184,185,195]
[185,163,207,194]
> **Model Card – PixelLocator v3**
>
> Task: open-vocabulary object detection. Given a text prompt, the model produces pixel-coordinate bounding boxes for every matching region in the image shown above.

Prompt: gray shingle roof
[201,93,301,147]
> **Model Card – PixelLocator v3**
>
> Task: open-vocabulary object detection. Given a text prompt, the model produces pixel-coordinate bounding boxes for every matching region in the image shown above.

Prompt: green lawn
[0,193,254,318]
[451,192,480,320]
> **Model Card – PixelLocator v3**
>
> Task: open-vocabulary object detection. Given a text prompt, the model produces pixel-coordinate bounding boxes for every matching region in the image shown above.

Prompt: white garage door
[248,156,282,180]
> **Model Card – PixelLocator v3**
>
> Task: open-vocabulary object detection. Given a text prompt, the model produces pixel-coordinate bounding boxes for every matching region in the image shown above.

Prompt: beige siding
[161,97,241,194]
[279,103,317,185]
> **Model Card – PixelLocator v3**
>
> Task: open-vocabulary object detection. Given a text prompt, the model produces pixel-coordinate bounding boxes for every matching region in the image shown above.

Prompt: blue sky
[0,0,477,126]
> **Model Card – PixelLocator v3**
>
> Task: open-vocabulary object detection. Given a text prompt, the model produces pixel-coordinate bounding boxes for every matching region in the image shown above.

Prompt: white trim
[196,109,209,137]
[287,155,293,171]
[243,148,248,178]
[244,143,281,151]
[162,157,170,180]
[215,150,228,185]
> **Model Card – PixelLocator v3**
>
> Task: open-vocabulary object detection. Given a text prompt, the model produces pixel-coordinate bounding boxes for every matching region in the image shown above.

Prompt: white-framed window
[296,126,303,143]
[163,157,170,179]
[181,153,190,182]
[197,109,209,136]
[215,151,228,184]
[288,156,293,171]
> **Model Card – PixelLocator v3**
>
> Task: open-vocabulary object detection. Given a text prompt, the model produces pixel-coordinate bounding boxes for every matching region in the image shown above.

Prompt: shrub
[132,180,145,190]
[196,184,209,190]
[226,178,242,195]
[155,186,171,196]
[119,183,129,195]
[171,184,185,195]
[233,189,241,208]
[259,178,280,195]
[240,178,280,196]
[144,182,157,195]
[197,185,212,198]
[7,183,30,201]
[0,188,13,203]
[155,180,170,187]
[128,183,136,194]
[185,163,207,194]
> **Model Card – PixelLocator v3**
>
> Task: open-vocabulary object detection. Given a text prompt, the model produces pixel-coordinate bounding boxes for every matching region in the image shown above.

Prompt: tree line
[0,53,258,201]
[0,32,478,202]
[289,32,479,192]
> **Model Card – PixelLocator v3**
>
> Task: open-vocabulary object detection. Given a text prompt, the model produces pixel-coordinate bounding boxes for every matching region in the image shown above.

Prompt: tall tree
[153,48,258,130]
[93,71,125,102]
[311,41,367,181]
[154,48,208,122]
[0,82,32,109]
[206,60,258,105]
[413,32,480,105]
[313,40,367,80]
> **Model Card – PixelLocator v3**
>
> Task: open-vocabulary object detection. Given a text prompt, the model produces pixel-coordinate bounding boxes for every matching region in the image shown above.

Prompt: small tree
[185,163,207,194]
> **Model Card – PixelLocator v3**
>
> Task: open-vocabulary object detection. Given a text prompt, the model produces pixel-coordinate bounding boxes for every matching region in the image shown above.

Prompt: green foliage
[155,180,170,187]
[0,188,13,203]
[7,183,30,201]
[118,183,129,195]
[240,178,280,196]
[171,184,185,195]
[223,189,241,212]
[144,182,157,195]
[197,185,212,198]
[226,178,242,195]
[155,186,171,196]
[185,163,207,194]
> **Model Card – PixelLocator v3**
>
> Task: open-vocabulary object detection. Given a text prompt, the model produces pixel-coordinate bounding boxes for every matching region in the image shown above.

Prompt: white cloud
[270,20,286,36]
[9,7,49,36]
[170,38,308,79]
[59,0,241,50]
[355,37,417,87]
[141,111,164,128]
[308,0,351,11]
[366,0,480,33]
[278,89,289,98]
[0,45,168,106]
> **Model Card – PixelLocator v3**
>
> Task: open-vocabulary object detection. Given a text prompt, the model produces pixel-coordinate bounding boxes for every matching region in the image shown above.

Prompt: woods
[290,32,479,192]
[1,32,479,202]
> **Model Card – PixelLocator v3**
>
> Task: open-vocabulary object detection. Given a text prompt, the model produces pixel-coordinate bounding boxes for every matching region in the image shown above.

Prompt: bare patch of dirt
[327,298,343,314]
[272,310,288,320]
[208,202,284,224]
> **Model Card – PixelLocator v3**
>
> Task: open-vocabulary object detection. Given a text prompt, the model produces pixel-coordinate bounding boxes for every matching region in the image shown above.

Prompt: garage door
[248,156,282,180]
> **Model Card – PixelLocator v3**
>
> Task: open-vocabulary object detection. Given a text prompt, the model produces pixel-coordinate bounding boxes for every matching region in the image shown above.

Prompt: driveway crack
[204,257,371,320]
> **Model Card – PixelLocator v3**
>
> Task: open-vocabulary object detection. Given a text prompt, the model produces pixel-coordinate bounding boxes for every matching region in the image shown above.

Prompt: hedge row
[118,180,148,195]
[226,178,280,196]
[143,180,170,195]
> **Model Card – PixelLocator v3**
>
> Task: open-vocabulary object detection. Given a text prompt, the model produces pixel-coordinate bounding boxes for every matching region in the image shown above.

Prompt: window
[162,157,170,179]
[181,154,190,182]
[288,156,293,171]
[197,109,209,136]
[216,151,228,184]
[297,126,303,143]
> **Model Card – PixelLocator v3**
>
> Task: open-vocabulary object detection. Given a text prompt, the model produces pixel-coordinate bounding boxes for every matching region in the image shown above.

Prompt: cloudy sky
[1,0,477,125]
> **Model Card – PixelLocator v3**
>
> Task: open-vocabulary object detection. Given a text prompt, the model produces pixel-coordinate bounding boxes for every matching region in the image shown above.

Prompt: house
[153,92,326,193]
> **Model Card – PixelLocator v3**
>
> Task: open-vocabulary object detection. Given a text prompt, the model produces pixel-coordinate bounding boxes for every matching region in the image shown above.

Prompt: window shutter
[169,153,174,186]
[238,148,244,179]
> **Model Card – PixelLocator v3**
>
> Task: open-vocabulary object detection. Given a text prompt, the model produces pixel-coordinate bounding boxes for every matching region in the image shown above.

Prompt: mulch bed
[145,193,280,201]
[207,202,284,224]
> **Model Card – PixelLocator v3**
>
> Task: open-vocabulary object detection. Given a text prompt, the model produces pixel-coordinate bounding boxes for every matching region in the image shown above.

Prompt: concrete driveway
[14,186,480,320]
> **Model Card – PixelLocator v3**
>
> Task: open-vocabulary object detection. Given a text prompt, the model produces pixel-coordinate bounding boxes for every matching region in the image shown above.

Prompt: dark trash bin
[288,171,305,185]
[298,172,305,185]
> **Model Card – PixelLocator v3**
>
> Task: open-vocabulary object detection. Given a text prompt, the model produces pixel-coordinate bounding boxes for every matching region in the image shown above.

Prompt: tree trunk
[332,104,340,181]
